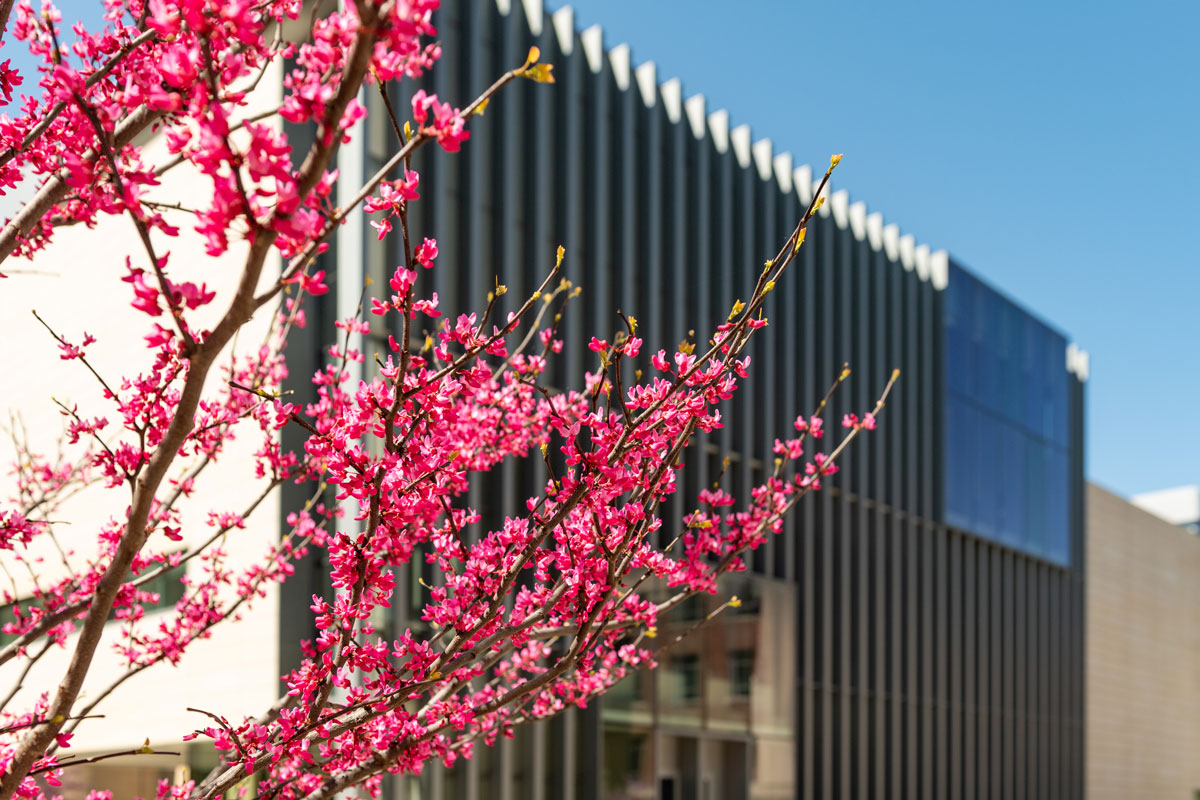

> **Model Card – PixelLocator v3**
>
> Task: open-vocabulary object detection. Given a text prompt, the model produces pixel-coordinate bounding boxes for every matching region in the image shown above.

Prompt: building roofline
[517,1,1084,369]
[946,253,1087,378]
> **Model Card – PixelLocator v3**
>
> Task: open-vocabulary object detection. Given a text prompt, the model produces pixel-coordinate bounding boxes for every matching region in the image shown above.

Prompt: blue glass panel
[941,265,1074,566]
[944,396,970,530]
[973,405,990,535]
[981,341,1001,419]
[995,300,1013,360]
[967,403,983,532]
[953,399,973,527]
[983,414,1001,541]
[945,396,961,523]
[1000,430,1025,549]
[970,278,987,343]
[1053,379,1068,448]
[1047,447,1071,564]
[977,287,997,408]
[1023,323,1044,436]
[1025,441,1049,559]
[966,283,982,402]
[960,403,980,534]
[945,268,965,330]
[1020,313,1036,373]
[946,321,969,395]
[999,308,1021,427]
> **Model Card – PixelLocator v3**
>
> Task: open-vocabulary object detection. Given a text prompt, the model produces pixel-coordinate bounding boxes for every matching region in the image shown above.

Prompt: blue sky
[548,0,1198,498]
[4,2,1195,497]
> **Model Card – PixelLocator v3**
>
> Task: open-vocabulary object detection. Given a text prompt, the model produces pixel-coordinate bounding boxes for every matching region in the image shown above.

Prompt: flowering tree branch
[0,3,892,799]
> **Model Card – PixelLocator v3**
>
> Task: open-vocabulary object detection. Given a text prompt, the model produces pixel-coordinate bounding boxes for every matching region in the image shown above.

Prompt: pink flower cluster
[0,2,884,798]
[0,0,449,264]
[170,246,885,796]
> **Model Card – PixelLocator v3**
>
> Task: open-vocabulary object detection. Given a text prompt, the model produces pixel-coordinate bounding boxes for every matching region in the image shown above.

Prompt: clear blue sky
[549,0,1198,498]
[4,3,1195,497]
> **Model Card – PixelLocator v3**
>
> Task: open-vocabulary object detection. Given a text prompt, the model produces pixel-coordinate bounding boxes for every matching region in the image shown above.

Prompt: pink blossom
[0,3,887,794]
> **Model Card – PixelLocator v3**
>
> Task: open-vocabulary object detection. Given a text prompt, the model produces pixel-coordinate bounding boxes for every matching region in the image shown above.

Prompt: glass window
[1024,323,1045,433]
[944,396,969,531]
[675,654,701,700]
[1047,447,1071,565]
[677,594,706,622]
[603,575,795,796]
[729,649,754,697]
[946,322,969,395]
[603,726,655,799]
[999,431,1025,549]
[943,267,1075,566]
[1024,441,1049,559]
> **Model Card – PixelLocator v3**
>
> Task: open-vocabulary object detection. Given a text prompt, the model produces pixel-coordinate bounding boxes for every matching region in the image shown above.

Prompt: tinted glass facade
[944,263,1074,565]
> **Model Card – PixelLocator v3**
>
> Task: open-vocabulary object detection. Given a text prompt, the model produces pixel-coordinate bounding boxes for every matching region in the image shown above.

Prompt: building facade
[282,2,1091,798]
[1086,484,1200,799]
[0,61,289,794]
[1131,485,1200,534]
[0,1,1092,797]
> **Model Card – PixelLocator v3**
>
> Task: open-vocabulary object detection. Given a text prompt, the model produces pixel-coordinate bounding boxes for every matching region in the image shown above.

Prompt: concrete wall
[1086,483,1200,799]
[0,63,285,756]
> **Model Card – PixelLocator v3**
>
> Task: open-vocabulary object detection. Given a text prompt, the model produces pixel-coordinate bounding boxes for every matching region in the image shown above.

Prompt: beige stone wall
[0,61,286,755]
[1086,483,1200,799]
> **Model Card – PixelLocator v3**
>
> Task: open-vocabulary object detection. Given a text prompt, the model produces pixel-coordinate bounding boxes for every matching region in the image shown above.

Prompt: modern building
[279,2,1090,797]
[0,1,1096,798]
[1131,485,1200,534]
[1086,484,1200,799]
